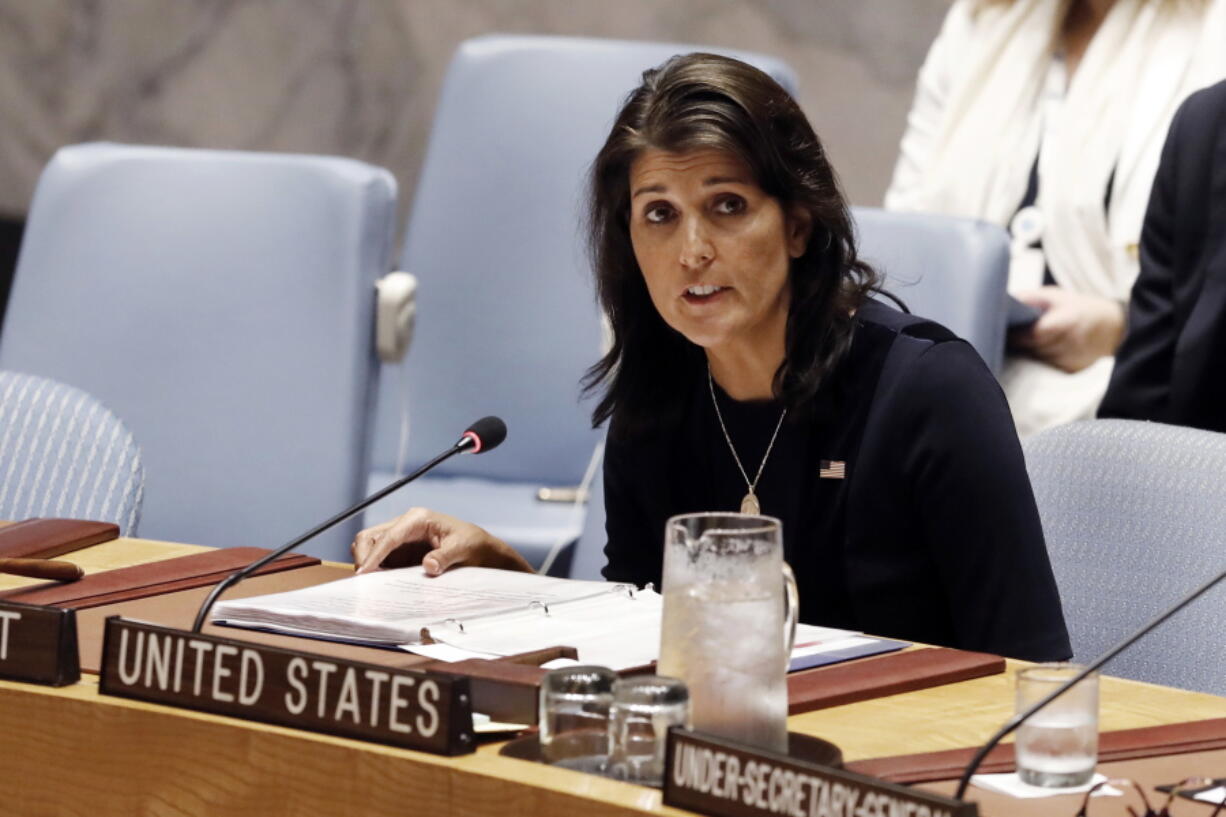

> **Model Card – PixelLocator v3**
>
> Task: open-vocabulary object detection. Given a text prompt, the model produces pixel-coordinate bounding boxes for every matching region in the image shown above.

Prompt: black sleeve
[898,340,1072,661]
[1098,96,1186,421]
[599,432,663,588]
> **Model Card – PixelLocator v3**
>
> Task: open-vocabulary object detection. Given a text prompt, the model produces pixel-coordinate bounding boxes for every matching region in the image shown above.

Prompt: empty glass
[1015,663,1099,788]
[539,665,616,773]
[608,674,690,786]
[657,513,798,754]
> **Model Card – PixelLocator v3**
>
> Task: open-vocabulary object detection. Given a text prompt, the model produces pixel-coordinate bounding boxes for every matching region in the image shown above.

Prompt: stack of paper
[213,566,904,671]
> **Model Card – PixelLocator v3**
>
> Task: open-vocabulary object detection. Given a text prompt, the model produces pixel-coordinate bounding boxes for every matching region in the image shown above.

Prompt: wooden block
[787,647,1006,715]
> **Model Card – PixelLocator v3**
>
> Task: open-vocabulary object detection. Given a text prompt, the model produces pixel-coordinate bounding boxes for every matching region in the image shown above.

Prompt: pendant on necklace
[740,492,760,515]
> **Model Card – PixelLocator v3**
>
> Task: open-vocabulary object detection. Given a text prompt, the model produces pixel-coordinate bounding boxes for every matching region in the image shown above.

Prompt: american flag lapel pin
[819,459,846,479]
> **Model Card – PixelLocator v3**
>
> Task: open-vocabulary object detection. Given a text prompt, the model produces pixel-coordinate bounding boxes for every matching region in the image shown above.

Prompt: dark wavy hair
[583,53,881,437]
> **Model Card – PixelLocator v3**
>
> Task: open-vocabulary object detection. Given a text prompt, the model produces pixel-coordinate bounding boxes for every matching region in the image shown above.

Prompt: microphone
[190,416,507,633]
[954,564,1225,799]
[456,415,507,454]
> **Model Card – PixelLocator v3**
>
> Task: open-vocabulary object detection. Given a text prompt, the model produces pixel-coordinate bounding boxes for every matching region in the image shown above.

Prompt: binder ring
[443,617,465,633]
[614,584,636,600]
[529,600,551,616]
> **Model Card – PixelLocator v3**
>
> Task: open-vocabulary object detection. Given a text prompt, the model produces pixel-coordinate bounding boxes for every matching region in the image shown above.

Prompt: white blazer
[886,0,1226,435]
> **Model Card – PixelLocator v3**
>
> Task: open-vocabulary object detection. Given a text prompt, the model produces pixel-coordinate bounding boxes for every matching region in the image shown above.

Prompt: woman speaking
[353,53,1071,662]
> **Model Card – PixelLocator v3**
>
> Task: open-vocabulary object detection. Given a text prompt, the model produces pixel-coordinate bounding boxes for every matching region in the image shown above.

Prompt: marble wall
[0,0,950,221]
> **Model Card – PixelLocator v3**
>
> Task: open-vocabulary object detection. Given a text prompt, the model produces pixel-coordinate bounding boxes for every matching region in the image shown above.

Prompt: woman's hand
[1009,287,1126,373]
[351,508,534,576]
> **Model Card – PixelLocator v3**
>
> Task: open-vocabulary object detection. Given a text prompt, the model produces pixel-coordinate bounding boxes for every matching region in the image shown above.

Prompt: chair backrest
[371,35,799,484]
[1024,419,1226,694]
[0,370,144,534]
[0,143,397,559]
[569,448,609,581]
[853,207,1009,373]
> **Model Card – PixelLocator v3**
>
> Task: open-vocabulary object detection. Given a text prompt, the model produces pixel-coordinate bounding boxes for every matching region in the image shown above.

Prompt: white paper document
[422,588,664,670]
[213,566,867,671]
[212,566,612,645]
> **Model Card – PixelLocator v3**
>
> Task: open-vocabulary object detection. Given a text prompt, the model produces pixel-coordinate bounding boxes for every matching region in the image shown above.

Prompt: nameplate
[663,729,978,817]
[98,617,475,756]
[0,600,80,686]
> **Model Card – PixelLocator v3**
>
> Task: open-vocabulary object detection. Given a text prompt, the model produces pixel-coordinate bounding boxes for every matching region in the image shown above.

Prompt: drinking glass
[1015,663,1099,787]
[539,665,616,773]
[608,674,690,786]
[657,512,798,754]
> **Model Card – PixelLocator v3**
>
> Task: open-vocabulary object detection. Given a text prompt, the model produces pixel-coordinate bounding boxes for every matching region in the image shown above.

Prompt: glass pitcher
[657,512,798,754]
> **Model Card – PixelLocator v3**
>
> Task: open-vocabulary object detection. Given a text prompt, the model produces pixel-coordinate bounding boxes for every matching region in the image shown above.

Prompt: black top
[602,300,1072,662]
[1100,80,1226,432]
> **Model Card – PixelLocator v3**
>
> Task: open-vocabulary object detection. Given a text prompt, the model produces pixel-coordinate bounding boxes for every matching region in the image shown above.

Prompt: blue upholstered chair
[853,207,1010,373]
[0,143,397,559]
[0,370,144,534]
[363,35,799,571]
[1024,419,1226,694]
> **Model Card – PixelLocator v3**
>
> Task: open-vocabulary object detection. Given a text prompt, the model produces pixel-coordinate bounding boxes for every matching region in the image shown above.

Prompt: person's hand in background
[1010,286,1126,373]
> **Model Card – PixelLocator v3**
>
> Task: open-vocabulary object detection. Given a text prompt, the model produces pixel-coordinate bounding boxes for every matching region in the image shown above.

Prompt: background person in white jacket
[885,0,1226,436]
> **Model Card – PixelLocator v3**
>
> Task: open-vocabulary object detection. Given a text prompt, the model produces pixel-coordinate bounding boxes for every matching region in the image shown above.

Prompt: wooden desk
[4,537,1224,816]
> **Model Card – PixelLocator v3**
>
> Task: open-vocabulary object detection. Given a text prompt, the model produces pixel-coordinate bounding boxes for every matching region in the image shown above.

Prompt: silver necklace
[707,364,787,515]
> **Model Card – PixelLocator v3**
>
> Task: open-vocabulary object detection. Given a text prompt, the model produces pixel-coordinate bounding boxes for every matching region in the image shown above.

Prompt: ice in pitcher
[658,579,788,753]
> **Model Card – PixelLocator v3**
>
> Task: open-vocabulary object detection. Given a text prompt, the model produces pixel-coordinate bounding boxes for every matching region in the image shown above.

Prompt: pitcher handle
[782,561,799,668]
